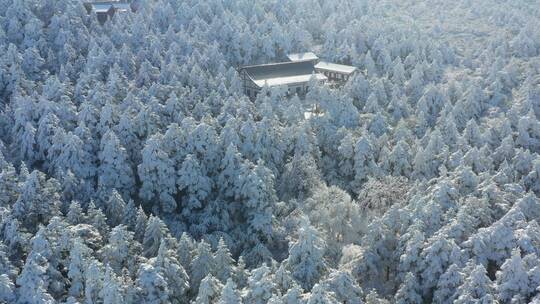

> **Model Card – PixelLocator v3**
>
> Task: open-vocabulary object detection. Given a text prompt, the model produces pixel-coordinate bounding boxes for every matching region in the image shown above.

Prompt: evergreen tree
[285,218,327,290]
[134,206,148,242]
[496,248,531,302]
[394,272,422,304]
[150,240,189,303]
[454,264,496,303]
[218,278,241,304]
[98,130,134,199]
[135,263,170,304]
[66,200,84,225]
[143,215,170,257]
[16,253,55,304]
[87,201,110,239]
[85,259,104,304]
[177,154,212,217]
[307,283,339,304]
[101,225,137,274]
[12,170,61,231]
[194,274,222,304]
[190,240,215,294]
[138,133,177,213]
[433,264,463,304]
[68,239,92,299]
[105,189,127,227]
[100,265,125,304]
[352,137,378,191]
[244,264,276,304]
[213,238,235,283]
[0,273,15,303]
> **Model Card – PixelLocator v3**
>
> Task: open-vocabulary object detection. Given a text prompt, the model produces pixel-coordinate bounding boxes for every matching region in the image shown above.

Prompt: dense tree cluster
[0,0,539,302]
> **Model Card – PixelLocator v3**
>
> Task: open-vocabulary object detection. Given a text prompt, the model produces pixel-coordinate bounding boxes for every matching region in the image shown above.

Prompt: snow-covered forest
[0,0,539,303]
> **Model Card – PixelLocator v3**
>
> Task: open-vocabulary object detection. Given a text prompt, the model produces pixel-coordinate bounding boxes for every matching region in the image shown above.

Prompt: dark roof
[240,60,328,88]
[241,60,316,81]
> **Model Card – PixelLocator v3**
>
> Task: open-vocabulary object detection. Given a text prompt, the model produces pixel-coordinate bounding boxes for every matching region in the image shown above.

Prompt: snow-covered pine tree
[284,218,327,291]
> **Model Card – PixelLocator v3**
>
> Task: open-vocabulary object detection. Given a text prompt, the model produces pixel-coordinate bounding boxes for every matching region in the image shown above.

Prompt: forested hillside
[0,0,539,303]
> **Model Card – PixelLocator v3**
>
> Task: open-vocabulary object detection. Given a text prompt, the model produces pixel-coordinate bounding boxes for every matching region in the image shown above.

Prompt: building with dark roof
[239,52,358,99]
[238,60,327,99]
[83,1,133,24]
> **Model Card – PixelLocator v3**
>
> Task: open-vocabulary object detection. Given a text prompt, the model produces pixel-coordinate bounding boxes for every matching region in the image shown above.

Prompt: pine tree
[420,233,461,295]
[194,274,223,304]
[433,264,463,304]
[191,240,215,294]
[122,199,138,230]
[0,153,20,207]
[143,215,170,258]
[138,133,177,213]
[274,264,298,296]
[283,285,305,304]
[394,272,422,304]
[100,265,125,304]
[103,189,126,227]
[454,264,496,303]
[12,170,61,231]
[218,278,241,304]
[16,253,55,304]
[66,201,84,224]
[365,289,390,304]
[244,264,276,304]
[98,130,135,199]
[352,137,378,191]
[496,248,530,302]
[0,244,17,280]
[150,240,189,303]
[101,225,136,273]
[285,218,327,290]
[213,238,234,283]
[0,274,15,303]
[177,154,212,217]
[386,140,412,177]
[237,159,277,242]
[135,263,170,304]
[134,206,148,242]
[68,239,92,299]
[307,283,339,304]
[233,256,248,289]
[85,259,104,304]
[87,201,110,239]
[218,143,243,199]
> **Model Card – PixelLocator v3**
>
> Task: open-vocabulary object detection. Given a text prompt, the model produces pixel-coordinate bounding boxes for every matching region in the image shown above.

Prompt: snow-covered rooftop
[253,73,327,88]
[112,2,130,11]
[91,3,113,13]
[287,52,319,62]
[315,61,357,74]
[85,1,131,13]
[241,60,326,88]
